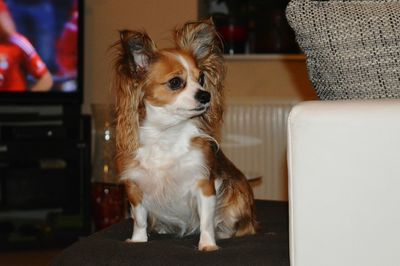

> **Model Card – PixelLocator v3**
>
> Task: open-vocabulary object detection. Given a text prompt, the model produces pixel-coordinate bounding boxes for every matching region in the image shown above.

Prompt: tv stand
[0,105,91,249]
[0,103,81,116]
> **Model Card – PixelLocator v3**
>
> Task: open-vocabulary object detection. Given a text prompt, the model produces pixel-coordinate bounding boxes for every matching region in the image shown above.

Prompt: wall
[225,57,316,101]
[83,0,316,113]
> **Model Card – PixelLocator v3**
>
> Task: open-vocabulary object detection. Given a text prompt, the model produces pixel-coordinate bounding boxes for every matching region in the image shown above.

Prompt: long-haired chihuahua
[113,20,257,251]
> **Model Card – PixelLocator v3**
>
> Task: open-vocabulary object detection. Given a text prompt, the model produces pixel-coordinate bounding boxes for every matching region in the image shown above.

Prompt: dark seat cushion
[52,200,289,266]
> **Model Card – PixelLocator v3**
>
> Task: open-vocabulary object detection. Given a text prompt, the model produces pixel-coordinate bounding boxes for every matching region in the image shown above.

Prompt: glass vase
[90,104,124,231]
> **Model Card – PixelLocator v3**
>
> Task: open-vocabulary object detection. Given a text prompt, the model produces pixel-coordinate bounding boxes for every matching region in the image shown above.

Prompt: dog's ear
[113,30,155,169]
[119,30,157,76]
[175,20,225,141]
[175,19,222,61]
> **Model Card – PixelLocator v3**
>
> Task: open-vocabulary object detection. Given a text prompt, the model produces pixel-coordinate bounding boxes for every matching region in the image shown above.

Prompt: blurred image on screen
[0,0,78,93]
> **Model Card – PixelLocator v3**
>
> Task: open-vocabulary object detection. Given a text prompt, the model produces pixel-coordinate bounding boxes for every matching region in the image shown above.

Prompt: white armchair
[287,100,400,266]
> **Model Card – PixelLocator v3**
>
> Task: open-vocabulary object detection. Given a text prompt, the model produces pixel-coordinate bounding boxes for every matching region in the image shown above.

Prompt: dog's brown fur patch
[197,179,216,197]
[124,179,143,207]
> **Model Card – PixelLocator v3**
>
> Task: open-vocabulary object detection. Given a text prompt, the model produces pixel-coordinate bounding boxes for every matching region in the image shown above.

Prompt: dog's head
[114,20,225,157]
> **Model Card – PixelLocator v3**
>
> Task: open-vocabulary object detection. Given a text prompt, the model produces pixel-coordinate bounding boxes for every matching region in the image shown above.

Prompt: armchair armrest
[287,100,400,266]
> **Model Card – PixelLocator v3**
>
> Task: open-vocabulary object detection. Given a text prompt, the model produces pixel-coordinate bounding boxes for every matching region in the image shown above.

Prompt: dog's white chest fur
[126,117,207,234]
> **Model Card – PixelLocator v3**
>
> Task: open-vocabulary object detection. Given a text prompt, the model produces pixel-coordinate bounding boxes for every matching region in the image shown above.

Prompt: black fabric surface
[52,200,289,266]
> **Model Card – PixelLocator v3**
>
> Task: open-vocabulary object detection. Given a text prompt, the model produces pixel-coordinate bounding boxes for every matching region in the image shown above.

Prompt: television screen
[0,0,82,104]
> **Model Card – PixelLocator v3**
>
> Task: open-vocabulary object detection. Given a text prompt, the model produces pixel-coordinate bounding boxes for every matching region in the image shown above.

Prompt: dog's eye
[168,77,184,90]
[198,72,205,87]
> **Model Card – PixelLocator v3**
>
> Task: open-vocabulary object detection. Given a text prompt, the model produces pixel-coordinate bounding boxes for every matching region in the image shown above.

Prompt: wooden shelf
[224,53,306,61]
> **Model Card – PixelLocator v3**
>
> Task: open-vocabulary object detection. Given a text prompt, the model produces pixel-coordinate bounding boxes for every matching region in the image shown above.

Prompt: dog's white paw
[125,237,148,243]
[198,243,219,252]
[198,230,218,251]
[126,236,148,243]
[126,230,148,243]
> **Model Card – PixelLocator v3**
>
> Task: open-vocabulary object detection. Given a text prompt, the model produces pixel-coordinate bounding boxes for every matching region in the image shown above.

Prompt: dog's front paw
[126,232,148,243]
[198,231,218,251]
[198,243,219,252]
[126,237,148,243]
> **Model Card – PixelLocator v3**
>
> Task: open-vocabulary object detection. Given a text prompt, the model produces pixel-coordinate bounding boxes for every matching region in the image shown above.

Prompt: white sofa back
[287,100,400,266]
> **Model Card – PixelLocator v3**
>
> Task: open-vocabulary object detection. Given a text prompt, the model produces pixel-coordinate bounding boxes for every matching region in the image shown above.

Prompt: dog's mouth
[175,103,209,118]
[190,103,209,113]
[191,105,207,112]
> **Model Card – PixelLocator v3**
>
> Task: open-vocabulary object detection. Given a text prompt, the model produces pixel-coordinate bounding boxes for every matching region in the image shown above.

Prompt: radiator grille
[221,99,296,200]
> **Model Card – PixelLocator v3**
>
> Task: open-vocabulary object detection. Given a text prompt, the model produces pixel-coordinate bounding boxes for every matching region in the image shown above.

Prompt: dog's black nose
[195,90,211,104]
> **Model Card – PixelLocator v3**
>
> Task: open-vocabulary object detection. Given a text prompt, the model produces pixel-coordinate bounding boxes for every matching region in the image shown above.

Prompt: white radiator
[221,99,296,201]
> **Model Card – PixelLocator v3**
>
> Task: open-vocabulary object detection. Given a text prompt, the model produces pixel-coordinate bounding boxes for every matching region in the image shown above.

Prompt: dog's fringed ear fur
[174,19,222,61]
[118,30,157,77]
[113,30,157,175]
[175,20,226,139]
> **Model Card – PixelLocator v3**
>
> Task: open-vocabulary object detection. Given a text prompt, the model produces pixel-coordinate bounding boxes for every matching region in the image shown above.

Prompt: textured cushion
[286,0,400,100]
